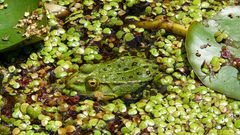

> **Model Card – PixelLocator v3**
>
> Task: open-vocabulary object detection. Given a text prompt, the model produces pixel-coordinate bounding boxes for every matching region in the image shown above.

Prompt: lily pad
[0,0,41,52]
[186,6,240,100]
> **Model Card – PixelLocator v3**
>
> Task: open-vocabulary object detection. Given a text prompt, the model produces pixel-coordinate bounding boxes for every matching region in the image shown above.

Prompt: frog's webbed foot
[51,82,66,93]
[93,91,118,101]
[142,88,158,98]
[152,73,163,87]
[152,73,168,94]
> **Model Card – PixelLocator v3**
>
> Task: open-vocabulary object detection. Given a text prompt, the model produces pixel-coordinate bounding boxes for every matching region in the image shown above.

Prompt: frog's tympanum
[66,56,160,100]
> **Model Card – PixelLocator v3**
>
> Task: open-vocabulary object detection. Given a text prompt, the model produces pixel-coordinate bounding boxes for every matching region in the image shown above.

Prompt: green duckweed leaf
[0,0,41,52]
[186,6,240,100]
[0,125,10,135]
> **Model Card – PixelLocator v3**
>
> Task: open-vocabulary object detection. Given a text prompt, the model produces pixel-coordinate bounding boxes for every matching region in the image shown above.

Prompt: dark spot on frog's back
[152,66,158,70]
[132,62,138,66]
[143,65,149,68]
[129,75,133,79]
[137,72,142,75]
[146,70,150,75]
[122,77,126,80]
[102,68,107,71]
[123,67,129,71]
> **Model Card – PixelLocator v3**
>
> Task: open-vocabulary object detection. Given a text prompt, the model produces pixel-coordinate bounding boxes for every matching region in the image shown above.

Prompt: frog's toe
[93,91,118,101]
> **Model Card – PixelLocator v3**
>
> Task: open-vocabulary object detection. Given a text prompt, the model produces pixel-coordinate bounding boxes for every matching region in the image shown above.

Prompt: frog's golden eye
[88,79,97,87]
[86,77,99,91]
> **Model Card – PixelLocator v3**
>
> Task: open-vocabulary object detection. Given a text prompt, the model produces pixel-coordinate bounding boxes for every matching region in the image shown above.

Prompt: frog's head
[66,64,118,100]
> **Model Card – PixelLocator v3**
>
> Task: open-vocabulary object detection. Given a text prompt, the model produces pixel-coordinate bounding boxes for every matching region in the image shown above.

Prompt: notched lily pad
[0,0,44,52]
[186,6,240,100]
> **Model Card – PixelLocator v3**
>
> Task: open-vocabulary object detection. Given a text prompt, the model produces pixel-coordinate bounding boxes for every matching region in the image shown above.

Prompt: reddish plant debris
[17,78,31,88]
[221,47,231,59]
[93,101,102,112]
[107,118,123,133]
[37,89,48,103]
[194,94,202,102]
[142,128,151,134]
[233,58,240,69]
[48,70,56,83]
[66,95,80,105]
[1,94,15,117]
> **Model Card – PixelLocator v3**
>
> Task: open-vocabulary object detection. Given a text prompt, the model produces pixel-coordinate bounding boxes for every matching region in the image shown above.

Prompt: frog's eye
[85,77,99,91]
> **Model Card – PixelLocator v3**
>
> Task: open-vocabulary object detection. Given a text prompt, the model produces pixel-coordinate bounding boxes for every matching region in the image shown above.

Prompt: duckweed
[124,32,135,42]
[26,104,42,119]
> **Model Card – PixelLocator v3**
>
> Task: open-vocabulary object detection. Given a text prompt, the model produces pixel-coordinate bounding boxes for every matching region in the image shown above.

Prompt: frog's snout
[65,79,72,89]
[65,74,83,91]
[65,74,75,88]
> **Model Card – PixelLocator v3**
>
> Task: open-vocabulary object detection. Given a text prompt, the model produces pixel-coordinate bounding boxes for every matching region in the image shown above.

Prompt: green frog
[66,56,161,100]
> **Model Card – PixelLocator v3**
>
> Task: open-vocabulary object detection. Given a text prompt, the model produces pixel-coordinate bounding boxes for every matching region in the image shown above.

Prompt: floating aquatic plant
[0,0,44,52]
[185,6,240,100]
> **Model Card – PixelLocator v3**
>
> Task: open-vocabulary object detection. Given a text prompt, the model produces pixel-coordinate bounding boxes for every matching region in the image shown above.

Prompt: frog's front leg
[152,72,164,88]
[92,85,119,100]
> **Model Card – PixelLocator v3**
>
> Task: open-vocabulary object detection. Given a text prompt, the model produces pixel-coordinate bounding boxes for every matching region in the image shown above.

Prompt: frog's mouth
[66,74,117,100]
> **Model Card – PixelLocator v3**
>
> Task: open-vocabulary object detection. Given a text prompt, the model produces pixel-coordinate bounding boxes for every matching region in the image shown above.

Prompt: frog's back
[94,56,159,84]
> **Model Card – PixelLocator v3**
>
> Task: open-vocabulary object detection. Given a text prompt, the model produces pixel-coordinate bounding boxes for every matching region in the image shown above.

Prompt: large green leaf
[186,6,240,100]
[0,0,40,52]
